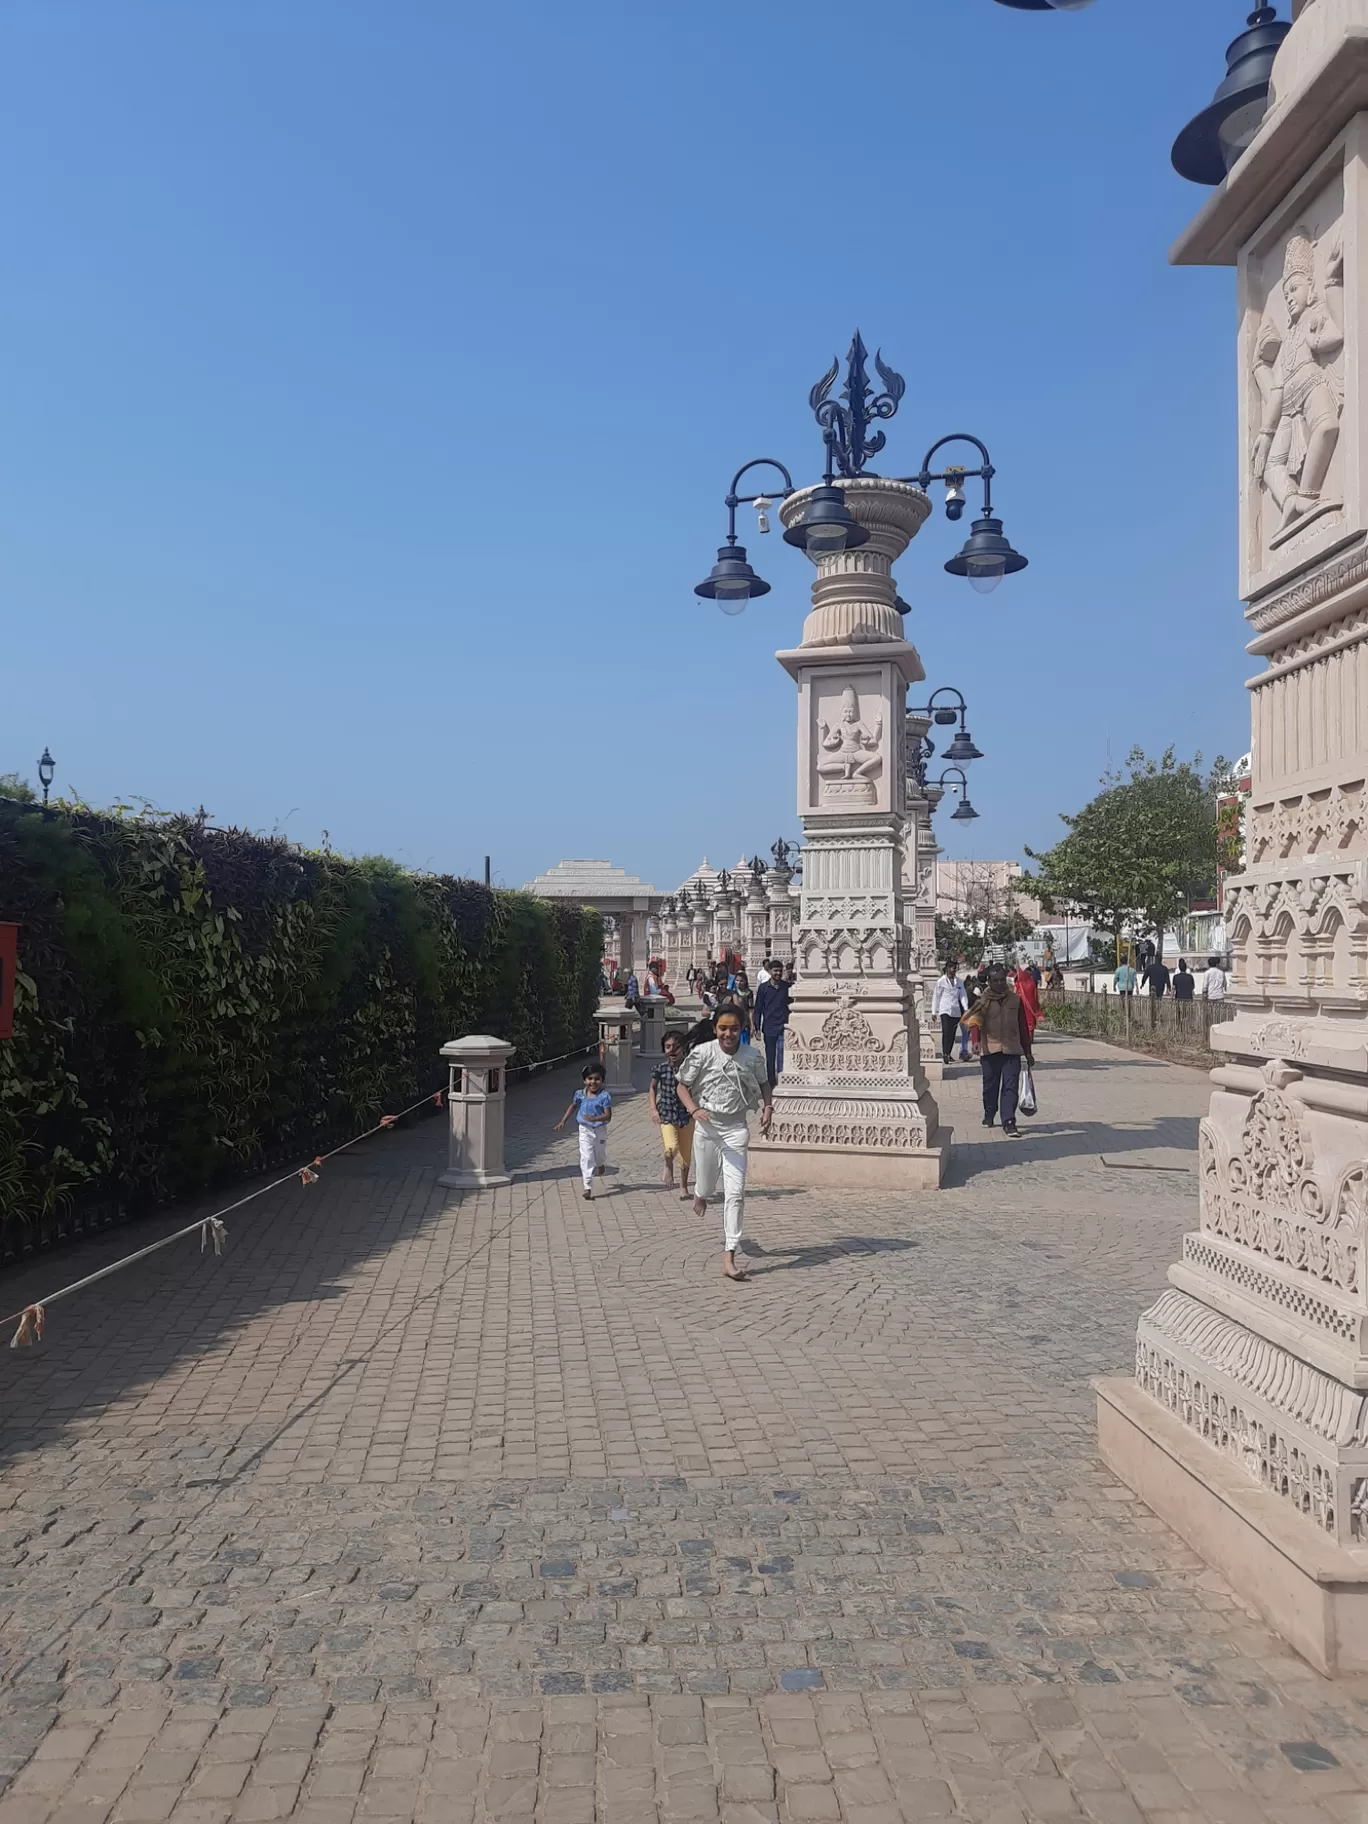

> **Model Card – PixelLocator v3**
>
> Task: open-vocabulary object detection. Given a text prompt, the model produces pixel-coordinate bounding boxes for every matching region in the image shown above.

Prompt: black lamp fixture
[934,767,980,822]
[696,333,1027,615]
[909,687,985,769]
[991,0,1096,9]
[916,435,1028,594]
[37,747,55,808]
[1171,7,1290,185]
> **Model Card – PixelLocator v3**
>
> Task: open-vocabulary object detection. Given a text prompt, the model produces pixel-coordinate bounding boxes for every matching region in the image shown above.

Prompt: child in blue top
[554,1062,613,1199]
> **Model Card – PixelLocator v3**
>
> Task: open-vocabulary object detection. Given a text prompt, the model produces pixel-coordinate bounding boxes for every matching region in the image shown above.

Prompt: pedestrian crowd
[560,954,795,1284]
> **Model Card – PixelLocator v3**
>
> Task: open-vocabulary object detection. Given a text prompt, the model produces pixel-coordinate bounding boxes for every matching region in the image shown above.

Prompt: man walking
[1114,956,1137,996]
[676,1005,773,1281]
[1203,956,1227,1002]
[1141,954,1172,999]
[966,963,1034,1138]
[752,967,791,1083]
[931,962,968,1066]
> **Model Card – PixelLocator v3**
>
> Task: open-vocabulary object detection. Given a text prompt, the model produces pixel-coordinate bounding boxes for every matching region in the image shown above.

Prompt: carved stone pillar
[903,723,944,1081]
[692,892,710,971]
[746,876,770,961]
[750,477,950,1192]
[1097,2,1368,1674]
[767,865,796,963]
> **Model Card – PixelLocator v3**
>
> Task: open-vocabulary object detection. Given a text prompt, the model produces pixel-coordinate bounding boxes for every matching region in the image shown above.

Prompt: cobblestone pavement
[3,1034,1368,1822]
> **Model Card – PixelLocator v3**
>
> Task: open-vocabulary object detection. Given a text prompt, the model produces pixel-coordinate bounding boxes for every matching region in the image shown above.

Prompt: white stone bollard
[596,1007,640,1096]
[636,996,673,1062]
[438,1034,516,1189]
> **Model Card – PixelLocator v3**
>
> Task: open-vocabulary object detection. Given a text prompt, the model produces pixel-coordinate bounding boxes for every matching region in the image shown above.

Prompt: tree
[1021,747,1219,961]
[0,773,35,802]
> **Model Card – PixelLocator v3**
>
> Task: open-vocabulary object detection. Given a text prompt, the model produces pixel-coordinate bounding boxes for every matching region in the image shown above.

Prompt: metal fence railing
[1041,988,1235,1060]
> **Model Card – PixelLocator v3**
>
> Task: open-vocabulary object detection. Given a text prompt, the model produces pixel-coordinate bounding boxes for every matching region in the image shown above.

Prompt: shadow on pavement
[0,1063,587,1475]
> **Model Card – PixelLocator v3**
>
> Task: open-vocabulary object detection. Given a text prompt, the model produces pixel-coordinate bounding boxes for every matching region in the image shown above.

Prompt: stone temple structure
[655,854,799,978]
[748,478,950,1192]
[523,860,659,978]
[1097,0,1368,1673]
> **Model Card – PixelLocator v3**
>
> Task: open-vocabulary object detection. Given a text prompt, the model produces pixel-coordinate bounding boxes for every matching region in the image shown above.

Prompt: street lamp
[935,767,980,822]
[910,686,984,767]
[37,748,55,808]
[695,332,1028,615]
[994,0,1288,187]
[1171,7,1290,184]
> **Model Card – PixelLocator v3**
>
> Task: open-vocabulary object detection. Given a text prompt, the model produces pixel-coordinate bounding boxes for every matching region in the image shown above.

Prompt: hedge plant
[0,801,602,1246]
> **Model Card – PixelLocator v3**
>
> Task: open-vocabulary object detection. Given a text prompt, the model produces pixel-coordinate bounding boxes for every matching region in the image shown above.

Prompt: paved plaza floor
[3,1033,1368,1823]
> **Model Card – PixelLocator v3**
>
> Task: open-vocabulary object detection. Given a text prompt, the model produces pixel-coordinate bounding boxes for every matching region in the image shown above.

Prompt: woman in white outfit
[675,1006,773,1281]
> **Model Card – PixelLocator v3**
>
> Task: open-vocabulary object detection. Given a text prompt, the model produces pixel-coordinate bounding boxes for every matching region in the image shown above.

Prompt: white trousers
[694,1118,751,1253]
[578,1123,606,1189]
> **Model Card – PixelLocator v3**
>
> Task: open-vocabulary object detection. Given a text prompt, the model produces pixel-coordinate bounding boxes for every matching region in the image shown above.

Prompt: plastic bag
[1019,1061,1038,1117]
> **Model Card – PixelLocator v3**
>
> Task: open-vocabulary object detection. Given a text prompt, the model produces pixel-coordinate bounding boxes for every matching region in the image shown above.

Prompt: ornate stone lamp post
[696,333,1029,1190]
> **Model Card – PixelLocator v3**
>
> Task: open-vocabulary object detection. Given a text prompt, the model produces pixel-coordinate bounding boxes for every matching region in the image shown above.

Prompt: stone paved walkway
[2,1034,1368,1823]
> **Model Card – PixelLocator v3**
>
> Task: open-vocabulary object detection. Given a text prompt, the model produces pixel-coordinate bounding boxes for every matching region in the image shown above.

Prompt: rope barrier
[3,1085,449,1348]
[3,1039,599,1350]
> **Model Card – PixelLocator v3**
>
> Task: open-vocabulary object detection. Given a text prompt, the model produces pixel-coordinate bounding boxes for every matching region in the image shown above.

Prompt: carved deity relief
[1248,188,1347,571]
[816,686,883,806]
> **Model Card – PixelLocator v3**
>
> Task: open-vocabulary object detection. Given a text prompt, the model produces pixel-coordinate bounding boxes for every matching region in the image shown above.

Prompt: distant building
[523,859,659,977]
[934,859,1040,927]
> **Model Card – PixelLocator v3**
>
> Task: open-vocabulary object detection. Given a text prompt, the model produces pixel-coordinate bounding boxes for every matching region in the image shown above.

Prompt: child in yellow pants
[650,1030,694,1198]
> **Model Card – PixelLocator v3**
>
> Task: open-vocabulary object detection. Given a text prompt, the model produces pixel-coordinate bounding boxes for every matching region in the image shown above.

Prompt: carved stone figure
[817,687,883,803]
[1253,225,1344,534]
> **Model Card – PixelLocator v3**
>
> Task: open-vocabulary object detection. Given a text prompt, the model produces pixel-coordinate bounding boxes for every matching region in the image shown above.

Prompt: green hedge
[0,802,602,1245]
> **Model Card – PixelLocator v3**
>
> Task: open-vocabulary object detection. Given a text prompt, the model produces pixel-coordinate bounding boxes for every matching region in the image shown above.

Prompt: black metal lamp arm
[912,686,968,720]
[905,435,997,515]
[723,458,797,542]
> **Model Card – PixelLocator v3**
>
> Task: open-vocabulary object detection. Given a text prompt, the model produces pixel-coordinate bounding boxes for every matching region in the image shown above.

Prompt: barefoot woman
[675,1006,773,1281]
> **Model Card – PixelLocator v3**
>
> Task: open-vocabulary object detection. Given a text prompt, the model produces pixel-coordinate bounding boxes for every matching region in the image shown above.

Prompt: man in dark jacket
[965,964,1035,1138]
[752,972,792,1084]
[1141,957,1172,999]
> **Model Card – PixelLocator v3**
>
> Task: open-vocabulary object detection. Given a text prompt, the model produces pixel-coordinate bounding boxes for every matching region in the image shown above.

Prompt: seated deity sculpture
[817,687,883,793]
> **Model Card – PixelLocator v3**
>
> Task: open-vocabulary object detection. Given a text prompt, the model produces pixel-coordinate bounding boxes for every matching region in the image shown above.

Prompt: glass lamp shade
[946,514,1028,590]
[1217,96,1271,171]
[695,543,770,612]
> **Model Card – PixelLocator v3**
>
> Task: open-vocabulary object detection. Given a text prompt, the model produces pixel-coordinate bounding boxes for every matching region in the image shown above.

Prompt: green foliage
[1021,747,1219,954]
[0,803,601,1245]
[0,775,36,802]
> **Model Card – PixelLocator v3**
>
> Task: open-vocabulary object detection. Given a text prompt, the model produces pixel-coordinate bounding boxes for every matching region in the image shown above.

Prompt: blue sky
[4,0,1249,891]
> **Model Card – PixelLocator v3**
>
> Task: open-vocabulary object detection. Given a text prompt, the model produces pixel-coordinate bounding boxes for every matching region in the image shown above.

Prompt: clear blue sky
[4,0,1248,891]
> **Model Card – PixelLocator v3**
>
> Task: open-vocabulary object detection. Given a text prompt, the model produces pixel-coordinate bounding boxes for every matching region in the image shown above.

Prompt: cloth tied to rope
[10,1304,45,1348]
[200,1217,228,1256]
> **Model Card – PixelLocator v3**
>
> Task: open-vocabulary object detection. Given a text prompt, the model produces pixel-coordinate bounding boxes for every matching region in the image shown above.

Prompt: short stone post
[438,1034,516,1189]
[636,996,672,1062]
[596,1006,640,1096]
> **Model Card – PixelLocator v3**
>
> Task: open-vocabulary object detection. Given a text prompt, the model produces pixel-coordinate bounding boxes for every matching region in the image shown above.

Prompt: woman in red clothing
[1014,962,1042,1040]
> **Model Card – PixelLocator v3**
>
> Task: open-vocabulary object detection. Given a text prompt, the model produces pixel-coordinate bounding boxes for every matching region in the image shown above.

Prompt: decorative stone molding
[1247,778,1366,865]
[1136,1286,1368,1542]
[1248,539,1368,632]
[1198,1099,1363,1295]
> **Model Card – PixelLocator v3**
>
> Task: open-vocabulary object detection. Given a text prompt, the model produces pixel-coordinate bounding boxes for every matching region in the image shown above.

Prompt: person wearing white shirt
[930,964,969,1065]
[1203,957,1227,1002]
